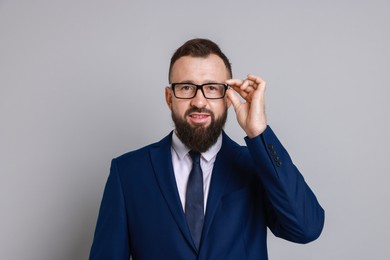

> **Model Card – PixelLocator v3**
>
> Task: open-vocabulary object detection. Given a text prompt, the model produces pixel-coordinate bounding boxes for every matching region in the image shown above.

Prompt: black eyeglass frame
[170,82,229,99]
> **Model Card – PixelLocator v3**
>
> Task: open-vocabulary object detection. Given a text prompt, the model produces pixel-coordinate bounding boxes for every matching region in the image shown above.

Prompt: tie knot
[189,151,201,164]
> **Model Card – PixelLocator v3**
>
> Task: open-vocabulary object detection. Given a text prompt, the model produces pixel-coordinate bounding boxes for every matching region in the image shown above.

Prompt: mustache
[184,107,213,117]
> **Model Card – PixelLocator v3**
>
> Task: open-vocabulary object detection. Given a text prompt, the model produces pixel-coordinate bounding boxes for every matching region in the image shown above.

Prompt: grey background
[1,0,389,259]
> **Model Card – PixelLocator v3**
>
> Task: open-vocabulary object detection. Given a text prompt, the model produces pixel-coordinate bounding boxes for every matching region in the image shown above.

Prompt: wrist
[246,125,267,138]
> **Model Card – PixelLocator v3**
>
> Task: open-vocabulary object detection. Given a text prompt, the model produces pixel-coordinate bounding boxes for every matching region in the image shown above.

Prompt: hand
[226,74,267,138]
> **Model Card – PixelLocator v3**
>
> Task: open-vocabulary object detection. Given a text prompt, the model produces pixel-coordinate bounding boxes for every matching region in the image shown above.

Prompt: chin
[189,122,211,129]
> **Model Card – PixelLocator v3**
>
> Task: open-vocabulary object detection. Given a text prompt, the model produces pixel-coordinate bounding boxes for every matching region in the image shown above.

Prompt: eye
[180,85,193,91]
[204,84,222,92]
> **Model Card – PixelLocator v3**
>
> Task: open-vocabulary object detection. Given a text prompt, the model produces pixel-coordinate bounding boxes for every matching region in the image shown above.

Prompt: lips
[188,113,210,124]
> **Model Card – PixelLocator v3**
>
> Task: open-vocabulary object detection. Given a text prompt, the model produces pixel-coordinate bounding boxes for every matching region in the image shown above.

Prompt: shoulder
[221,131,250,155]
[113,132,173,165]
[221,131,254,168]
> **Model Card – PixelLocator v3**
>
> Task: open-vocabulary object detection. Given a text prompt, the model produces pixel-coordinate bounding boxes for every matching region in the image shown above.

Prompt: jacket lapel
[149,132,196,251]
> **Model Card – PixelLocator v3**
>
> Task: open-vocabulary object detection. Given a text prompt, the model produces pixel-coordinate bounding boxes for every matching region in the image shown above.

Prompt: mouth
[188,113,211,124]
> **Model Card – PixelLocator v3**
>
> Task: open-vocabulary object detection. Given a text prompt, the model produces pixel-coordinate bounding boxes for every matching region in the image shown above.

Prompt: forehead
[170,54,229,83]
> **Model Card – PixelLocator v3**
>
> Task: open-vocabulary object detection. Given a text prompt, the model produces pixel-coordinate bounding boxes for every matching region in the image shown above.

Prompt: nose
[190,88,207,108]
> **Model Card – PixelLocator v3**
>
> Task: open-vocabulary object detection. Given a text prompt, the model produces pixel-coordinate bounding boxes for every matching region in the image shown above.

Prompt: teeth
[191,115,207,118]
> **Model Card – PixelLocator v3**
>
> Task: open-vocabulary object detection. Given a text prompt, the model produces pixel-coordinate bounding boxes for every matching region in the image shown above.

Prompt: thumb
[226,89,242,113]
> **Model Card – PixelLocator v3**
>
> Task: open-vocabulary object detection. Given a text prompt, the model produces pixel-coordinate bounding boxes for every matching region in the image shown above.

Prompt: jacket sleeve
[89,159,131,260]
[245,126,325,243]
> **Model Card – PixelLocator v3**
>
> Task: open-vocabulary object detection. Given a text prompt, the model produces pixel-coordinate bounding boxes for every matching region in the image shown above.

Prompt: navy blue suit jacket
[89,126,324,259]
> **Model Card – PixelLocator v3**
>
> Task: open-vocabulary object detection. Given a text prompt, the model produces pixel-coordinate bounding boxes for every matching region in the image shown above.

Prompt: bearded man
[89,38,324,260]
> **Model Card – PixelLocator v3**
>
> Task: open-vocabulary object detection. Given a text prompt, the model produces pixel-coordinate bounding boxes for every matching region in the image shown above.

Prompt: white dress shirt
[171,131,222,213]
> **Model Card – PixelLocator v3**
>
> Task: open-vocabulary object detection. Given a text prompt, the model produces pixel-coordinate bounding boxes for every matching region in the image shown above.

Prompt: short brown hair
[169,38,232,82]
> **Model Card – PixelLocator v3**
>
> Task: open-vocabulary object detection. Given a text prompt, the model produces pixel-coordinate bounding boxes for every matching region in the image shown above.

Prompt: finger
[227,78,259,101]
[226,80,243,92]
[249,80,266,116]
[226,78,243,86]
[247,74,266,86]
[240,81,258,100]
[250,77,266,102]
[228,84,250,100]
[227,78,255,89]
[226,88,243,112]
[240,79,251,90]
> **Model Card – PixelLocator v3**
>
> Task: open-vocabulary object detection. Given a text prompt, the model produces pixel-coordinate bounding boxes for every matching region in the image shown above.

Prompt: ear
[165,86,173,110]
[226,97,232,108]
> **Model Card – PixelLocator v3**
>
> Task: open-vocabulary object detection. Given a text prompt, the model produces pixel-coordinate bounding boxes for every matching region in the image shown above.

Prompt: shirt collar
[171,131,222,162]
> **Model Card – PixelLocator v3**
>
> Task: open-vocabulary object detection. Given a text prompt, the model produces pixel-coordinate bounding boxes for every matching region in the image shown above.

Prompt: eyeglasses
[170,83,229,99]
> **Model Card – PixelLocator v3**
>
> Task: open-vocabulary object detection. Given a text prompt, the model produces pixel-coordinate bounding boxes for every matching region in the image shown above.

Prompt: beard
[171,107,228,153]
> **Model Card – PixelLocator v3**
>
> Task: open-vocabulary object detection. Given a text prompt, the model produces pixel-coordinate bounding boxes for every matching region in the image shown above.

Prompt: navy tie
[185,151,204,249]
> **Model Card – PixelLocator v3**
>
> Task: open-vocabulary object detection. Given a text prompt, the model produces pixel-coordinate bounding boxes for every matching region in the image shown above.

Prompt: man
[89,38,324,260]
